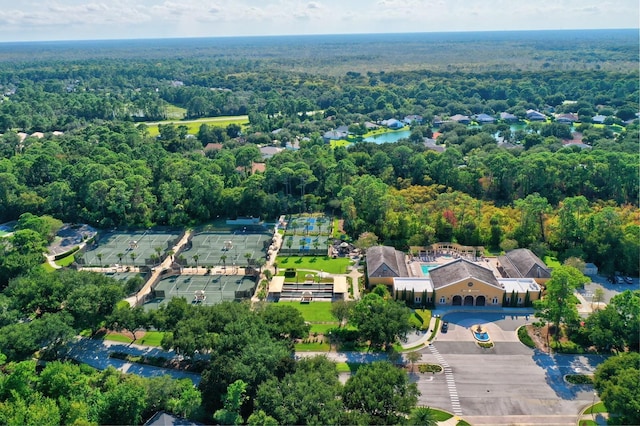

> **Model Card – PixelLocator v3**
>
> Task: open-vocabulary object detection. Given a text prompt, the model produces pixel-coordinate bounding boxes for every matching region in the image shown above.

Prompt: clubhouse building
[366,245,548,307]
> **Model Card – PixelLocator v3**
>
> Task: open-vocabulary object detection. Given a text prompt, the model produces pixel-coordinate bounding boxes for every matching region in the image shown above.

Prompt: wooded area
[0,30,638,424]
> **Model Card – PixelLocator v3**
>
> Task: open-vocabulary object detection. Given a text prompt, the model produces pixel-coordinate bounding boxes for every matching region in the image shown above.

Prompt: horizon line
[1,27,638,45]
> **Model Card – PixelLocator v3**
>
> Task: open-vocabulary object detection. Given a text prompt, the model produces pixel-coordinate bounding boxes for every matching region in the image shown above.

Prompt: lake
[363,130,411,144]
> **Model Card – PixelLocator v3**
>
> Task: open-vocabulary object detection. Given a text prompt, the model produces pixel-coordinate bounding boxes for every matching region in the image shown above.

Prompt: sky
[0,0,638,42]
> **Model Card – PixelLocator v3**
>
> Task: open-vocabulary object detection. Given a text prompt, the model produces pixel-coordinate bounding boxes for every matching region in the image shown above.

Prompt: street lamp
[592,392,597,421]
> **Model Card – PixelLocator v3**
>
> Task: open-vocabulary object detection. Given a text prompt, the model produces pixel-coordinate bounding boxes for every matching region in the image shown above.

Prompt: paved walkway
[125,230,192,306]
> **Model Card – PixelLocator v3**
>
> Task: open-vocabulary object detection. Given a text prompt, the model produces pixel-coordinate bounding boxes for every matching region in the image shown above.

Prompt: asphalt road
[65,338,202,385]
[410,311,608,425]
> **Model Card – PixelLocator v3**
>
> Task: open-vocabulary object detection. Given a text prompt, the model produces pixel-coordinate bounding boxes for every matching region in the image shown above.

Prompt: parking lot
[414,311,607,424]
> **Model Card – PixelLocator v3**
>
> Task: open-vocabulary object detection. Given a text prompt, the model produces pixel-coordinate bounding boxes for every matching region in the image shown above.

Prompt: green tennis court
[78,230,183,267]
[183,231,273,267]
[142,274,257,310]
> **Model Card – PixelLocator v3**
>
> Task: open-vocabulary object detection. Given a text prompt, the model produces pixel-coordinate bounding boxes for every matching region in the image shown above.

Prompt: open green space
[138,331,165,346]
[294,341,330,352]
[144,115,249,137]
[543,255,562,268]
[278,300,337,322]
[276,256,351,274]
[335,362,364,373]
[55,254,75,267]
[102,333,133,344]
[584,402,607,414]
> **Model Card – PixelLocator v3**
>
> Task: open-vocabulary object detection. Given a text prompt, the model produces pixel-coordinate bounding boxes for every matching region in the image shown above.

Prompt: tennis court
[78,230,183,267]
[142,274,257,310]
[285,214,332,236]
[281,235,331,256]
[183,231,273,267]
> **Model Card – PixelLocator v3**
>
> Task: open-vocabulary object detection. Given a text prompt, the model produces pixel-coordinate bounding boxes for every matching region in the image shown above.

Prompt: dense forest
[0,31,638,276]
[0,30,638,424]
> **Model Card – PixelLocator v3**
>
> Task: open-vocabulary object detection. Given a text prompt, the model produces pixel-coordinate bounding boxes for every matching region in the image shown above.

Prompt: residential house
[404,115,423,125]
[450,114,471,125]
[322,129,348,143]
[592,115,607,124]
[364,121,380,130]
[383,118,404,129]
[432,116,444,127]
[423,138,446,152]
[475,113,496,124]
[499,112,518,122]
[203,143,223,153]
[259,146,284,159]
[555,113,578,124]
[526,109,547,121]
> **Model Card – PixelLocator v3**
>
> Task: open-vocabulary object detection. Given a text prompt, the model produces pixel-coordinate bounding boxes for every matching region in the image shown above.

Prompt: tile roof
[366,246,408,278]
[429,258,501,289]
[498,249,551,279]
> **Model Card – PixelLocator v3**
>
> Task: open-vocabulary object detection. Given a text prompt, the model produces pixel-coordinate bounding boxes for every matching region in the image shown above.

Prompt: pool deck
[410,256,503,279]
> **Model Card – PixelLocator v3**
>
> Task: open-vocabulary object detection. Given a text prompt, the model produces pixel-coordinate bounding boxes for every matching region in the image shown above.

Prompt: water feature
[472,325,491,342]
[363,129,411,143]
[474,331,490,342]
[420,264,438,275]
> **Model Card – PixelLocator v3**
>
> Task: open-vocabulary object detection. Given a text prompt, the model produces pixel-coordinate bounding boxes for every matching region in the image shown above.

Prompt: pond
[363,129,411,143]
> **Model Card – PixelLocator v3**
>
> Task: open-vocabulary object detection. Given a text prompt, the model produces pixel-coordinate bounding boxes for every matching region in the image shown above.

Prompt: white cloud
[0,0,636,41]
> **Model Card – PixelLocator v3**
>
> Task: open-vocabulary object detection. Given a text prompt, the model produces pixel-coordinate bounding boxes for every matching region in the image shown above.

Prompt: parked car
[624,276,633,284]
[608,275,616,284]
[441,321,449,333]
[616,276,624,284]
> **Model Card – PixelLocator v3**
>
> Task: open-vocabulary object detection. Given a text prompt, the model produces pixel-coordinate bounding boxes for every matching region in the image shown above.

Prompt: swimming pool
[421,264,438,275]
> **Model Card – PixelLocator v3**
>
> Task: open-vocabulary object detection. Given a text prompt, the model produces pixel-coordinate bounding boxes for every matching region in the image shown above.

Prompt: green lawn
[336,362,364,373]
[138,331,164,346]
[41,262,57,273]
[294,341,330,352]
[102,333,133,344]
[584,402,607,414]
[55,254,75,267]
[309,323,340,334]
[418,408,452,422]
[165,104,186,119]
[544,256,562,268]
[276,256,351,274]
[144,115,249,137]
[278,301,337,322]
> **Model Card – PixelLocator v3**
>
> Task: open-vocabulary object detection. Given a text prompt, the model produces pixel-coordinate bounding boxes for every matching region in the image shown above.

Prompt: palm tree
[313,238,320,255]
[117,252,124,264]
[193,254,200,269]
[167,249,175,262]
[130,252,137,265]
[150,253,159,265]
[220,254,227,271]
[255,258,266,273]
[96,253,103,266]
[286,238,293,254]
[244,252,252,267]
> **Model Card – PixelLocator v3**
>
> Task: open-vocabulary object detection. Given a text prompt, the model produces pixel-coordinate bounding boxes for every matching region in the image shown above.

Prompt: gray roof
[498,249,551,280]
[429,258,500,289]
[144,412,201,426]
[366,246,408,278]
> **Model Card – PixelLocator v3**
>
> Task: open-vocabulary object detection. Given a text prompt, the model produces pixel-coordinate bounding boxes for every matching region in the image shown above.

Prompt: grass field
[584,402,607,414]
[55,254,75,267]
[279,301,337,322]
[138,331,164,346]
[544,256,562,268]
[144,115,249,137]
[294,341,330,352]
[276,256,351,274]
